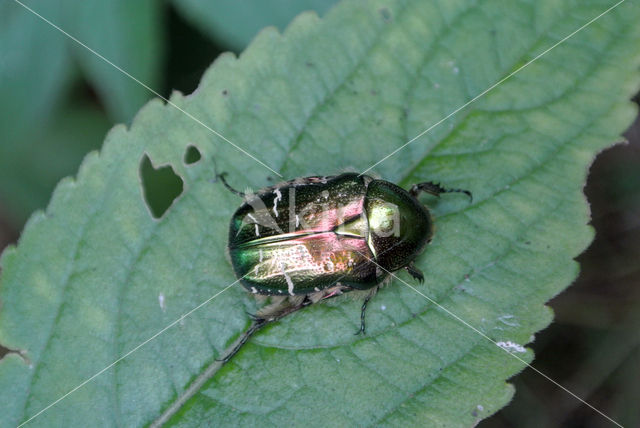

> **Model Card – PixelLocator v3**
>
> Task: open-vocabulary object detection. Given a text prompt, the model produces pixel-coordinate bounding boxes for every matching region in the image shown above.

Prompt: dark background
[1,3,638,427]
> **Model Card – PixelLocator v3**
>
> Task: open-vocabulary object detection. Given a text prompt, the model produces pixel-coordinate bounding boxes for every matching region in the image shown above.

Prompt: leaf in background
[0,99,111,225]
[1,0,163,226]
[0,0,71,148]
[172,0,337,50]
[61,0,163,122]
[1,0,639,427]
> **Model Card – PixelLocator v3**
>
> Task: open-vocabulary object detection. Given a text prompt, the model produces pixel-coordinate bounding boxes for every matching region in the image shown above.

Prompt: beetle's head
[364,180,433,272]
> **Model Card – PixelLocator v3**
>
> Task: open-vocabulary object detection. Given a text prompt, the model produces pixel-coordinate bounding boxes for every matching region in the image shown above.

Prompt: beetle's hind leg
[245,311,262,321]
[218,318,267,363]
[255,296,297,320]
[405,263,424,283]
[219,296,313,363]
[410,181,472,202]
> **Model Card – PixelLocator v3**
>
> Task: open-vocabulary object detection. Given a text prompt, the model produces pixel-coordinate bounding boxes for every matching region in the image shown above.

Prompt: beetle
[219,172,471,338]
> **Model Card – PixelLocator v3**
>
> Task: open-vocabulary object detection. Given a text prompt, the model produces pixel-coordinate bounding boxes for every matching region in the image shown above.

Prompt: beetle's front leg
[410,181,472,201]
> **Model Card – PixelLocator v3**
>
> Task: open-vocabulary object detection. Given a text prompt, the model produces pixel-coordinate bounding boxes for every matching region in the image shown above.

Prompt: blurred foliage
[0,0,163,226]
[63,0,163,122]
[171,0,336,51]
[0,0,638,427]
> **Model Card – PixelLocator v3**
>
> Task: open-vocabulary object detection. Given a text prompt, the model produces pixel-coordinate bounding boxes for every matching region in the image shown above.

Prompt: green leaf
[1,0,639,427]
[61,0,163,122]
[172,0,337,50]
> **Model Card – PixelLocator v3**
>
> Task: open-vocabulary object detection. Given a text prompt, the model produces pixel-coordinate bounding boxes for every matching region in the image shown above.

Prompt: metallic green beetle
[220,172,471,335]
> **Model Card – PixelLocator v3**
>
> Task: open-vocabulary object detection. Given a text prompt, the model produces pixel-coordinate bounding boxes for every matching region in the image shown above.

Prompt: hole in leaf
[140,154,184,219]
[0,343,28,364]
[0,344,10,360]
[184,145,202,165]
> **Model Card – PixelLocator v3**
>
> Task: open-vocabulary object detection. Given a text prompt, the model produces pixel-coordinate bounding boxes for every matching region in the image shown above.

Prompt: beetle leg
[245,311,261,321]
[219,297,315,363]
[216,172,246,197]
[321,288,344,300]
[410,181,472,202]
[355,288,378,335]
[405,263,424,283]
[218,317,267,363]
[355,295,372,335]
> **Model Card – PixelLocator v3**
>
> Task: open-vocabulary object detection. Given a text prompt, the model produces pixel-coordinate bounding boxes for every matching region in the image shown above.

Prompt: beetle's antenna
[410,181,472,202]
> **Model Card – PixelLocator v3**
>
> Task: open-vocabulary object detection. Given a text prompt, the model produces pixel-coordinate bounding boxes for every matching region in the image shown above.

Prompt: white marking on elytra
[251,287,258,294]
[259,249,264,262]
[247,213,257,223]
[496,341,526,353]
[314,287,320,292]
[158,293,166,311]
[273,188,282,217]
[254,224,260,236]
[280,262,295,295]
[254,266,259,275]
[295,214,300,228]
